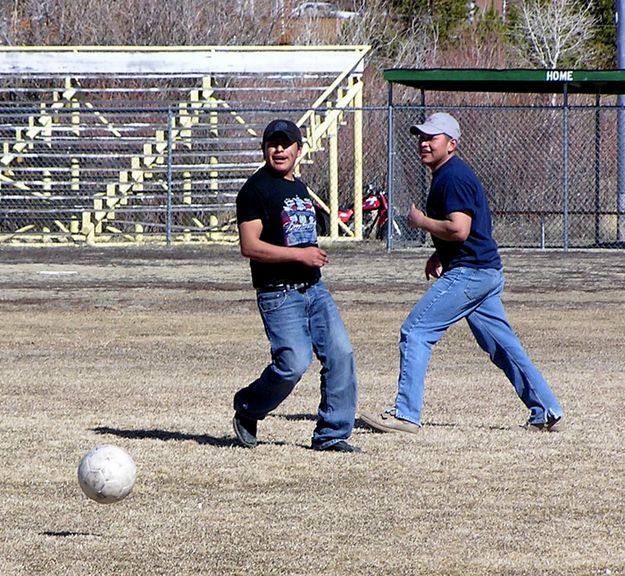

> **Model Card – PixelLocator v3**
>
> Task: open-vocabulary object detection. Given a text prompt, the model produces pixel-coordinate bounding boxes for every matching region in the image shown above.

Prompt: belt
[256,281,316,293]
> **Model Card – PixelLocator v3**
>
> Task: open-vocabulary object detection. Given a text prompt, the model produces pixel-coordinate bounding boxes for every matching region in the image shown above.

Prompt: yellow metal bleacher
[0,46,370,244]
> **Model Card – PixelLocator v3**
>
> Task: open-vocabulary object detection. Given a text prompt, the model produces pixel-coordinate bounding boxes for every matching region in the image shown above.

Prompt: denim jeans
[234,280,358,447]
[394,267,563,427]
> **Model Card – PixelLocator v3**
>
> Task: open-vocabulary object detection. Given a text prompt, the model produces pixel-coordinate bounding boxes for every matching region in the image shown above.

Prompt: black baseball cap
[262,119,303,147]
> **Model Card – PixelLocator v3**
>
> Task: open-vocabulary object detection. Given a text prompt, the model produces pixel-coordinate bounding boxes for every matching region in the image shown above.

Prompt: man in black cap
[232,119,360,453]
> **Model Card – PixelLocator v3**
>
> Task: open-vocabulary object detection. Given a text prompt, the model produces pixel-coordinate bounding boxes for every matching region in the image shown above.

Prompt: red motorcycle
[316,184,409,240]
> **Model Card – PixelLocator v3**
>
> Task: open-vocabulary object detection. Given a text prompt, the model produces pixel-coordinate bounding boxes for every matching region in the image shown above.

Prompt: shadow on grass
[92,425,290,448]
[92,416,387,448]
[272,413,377,431]
[280,415,500,433]
[271,412,316,422]
[425,421,511,432]
[356,418,510,432]
[92,425,237,447]
[273,414,398,432]
[42,531,98,538]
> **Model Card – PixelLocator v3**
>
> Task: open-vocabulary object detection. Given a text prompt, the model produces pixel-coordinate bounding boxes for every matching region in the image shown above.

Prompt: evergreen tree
[391,0,472,45]
[589,0,616,67]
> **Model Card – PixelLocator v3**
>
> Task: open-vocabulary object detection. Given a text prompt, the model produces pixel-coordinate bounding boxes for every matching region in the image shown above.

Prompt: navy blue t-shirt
[236,165,321,288]
[426,155,501,271]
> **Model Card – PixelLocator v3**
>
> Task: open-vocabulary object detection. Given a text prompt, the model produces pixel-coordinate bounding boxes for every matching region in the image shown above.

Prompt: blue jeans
[234,280,358,447]
[394,267,563,426]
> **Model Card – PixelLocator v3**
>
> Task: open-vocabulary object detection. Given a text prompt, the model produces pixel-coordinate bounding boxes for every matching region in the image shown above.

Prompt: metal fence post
[594,97,602,246]
[618,96,625,242]
[562,87,569,251]
[166,106,174,246]
[617,0,625,242]
[386,82,395,252]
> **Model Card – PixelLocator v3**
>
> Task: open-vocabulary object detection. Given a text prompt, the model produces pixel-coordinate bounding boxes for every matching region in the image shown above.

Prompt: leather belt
[256,281,316,293]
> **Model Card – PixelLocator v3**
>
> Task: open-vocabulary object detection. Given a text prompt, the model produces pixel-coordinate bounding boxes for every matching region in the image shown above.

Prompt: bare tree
[284,0,436,69]
[2,0,279,46]
[510,0,598,69]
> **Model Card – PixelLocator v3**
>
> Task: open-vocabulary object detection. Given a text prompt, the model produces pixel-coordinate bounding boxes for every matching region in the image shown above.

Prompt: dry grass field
[0,243,624,576]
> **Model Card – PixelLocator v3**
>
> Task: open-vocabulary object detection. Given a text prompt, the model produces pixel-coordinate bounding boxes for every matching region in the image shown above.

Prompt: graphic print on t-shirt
[281,196,317,246]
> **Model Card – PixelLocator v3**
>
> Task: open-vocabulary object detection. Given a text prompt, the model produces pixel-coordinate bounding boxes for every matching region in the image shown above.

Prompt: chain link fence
[388,105,624,250]
[0,104,243,243]
[1,100,623,249]
[0,100,389,245]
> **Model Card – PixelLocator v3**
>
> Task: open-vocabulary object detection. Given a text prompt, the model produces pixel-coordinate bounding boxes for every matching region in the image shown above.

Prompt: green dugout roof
[384,68,625,95]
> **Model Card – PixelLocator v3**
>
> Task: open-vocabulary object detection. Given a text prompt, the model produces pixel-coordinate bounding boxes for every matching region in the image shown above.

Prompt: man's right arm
[239,220,328,268]
[408,204,471,242]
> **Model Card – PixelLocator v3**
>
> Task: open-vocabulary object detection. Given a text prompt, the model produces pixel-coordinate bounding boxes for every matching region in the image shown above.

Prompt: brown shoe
[360,409,421,434]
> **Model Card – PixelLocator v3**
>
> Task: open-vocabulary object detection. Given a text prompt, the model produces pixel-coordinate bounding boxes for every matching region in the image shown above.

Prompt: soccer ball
[77,444,137,504]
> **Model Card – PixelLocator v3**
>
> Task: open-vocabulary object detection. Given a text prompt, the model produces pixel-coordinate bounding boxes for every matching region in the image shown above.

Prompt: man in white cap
[361,112,563,433]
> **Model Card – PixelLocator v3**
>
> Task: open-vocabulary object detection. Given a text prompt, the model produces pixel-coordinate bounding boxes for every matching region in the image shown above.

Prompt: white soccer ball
[77,444,137,504]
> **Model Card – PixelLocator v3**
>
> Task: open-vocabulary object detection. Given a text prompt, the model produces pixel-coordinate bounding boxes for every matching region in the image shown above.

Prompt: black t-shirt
[236,165,321,288]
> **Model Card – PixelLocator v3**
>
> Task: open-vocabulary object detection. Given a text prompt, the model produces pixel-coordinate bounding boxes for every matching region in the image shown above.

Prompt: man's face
[263,134,301,178]
[418,133,456,171]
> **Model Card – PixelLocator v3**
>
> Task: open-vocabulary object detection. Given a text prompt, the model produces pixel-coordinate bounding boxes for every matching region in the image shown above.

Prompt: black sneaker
[233,413,258,448]
[312,440,362,453]
[523,415,562,432]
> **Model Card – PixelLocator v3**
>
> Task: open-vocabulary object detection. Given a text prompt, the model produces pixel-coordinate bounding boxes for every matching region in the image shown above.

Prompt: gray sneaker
[360,408,421,435]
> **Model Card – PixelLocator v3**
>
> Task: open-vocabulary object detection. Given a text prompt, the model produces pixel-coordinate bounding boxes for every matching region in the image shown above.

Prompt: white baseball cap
[410,112,461,141]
